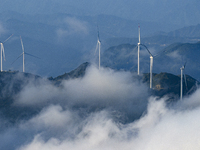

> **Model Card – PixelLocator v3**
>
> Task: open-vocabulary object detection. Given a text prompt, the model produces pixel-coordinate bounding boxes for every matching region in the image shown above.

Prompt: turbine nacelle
[180,66,185,70]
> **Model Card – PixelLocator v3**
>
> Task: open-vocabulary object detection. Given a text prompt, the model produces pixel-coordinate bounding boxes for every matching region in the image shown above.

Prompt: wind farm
[0,1,200,149]
[0,24,196,102]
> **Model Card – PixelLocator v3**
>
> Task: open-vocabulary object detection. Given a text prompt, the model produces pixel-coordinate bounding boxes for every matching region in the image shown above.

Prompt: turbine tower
[138,24,141,75]
[140,44,154,89]
[180,62,187,100]
[150,55,153,89]
[0,43,5,72]
[0,34,13,72]
[20,36,25,72]
[95,26,101,70]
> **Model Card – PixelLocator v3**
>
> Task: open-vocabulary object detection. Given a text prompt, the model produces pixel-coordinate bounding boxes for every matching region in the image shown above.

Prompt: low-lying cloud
[0,65,199,150]
[15,66,149,118]
[13,96,200,150]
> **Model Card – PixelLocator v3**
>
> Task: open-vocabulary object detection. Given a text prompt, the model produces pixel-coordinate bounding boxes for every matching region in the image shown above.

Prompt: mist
[0,65,199,150]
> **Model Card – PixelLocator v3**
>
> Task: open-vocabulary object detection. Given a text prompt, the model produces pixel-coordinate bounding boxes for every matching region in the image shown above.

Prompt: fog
[0,65,199,150]
[1,0,200,27]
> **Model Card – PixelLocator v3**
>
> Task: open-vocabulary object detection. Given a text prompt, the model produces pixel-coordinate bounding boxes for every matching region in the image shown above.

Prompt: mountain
[51,62,91,85]
[0,62,198,124]
[101,42,200,81]
[52,62,199,99]
[143,72,198,100]
[101,44,137,70]
[155,42,200,80]
[104,23,200,52]
[0,71,41,123]
[168,24,200,38]
[104,35,195,54]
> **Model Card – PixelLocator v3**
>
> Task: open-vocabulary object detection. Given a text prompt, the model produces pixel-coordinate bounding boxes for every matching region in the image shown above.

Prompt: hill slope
[101,42,200,81]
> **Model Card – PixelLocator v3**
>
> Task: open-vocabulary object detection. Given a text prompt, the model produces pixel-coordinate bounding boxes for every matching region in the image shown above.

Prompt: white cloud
[15,65,149,118]
[56,17,89,39]
[1,65,200,150]
[167,51,182,61]
[18,96,200,150]
[0,23,6,36]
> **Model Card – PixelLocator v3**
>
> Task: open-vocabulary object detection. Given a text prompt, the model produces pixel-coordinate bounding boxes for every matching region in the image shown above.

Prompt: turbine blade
[2,44,5,61]
[184,61,187,68]
[20,36,25,53]
[94,25,101,56]
[97,25,101,42]
[140,44,153,57]
[3,34,13,43]
[11,53,23,65]
[24,52,40,59]
[184,73,188,92]
[94,41,99,55]
[133,45,138,51]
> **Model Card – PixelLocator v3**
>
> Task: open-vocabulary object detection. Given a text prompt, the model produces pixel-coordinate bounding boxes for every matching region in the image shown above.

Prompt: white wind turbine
[140,44,154,89]
[0,34,13,72]
[180,62,187,100]
[12,36,40,72]
[20,36,25,72]
[137,24,141,75]
[95,26,101,70]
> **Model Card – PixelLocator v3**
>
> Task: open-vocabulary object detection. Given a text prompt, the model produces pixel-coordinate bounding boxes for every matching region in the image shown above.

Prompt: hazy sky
[1,0,200,27]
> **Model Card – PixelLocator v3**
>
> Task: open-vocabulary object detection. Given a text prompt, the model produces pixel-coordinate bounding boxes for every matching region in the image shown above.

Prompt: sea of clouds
[0,65,200,150]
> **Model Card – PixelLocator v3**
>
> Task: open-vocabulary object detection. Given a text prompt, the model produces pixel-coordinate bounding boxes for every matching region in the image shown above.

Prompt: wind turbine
[140,44,154,89]
[138,24,141,75]
[0,34,13,72]
[20,36,25,72]
[95,26,101,70]
[149,55,153,89]
[180,62,187,100]
[12,36,40,72]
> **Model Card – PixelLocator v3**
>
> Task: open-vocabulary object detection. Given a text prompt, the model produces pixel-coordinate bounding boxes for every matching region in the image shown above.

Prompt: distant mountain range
[168,24,200,38]
[0,11,177,77]
[0,11,199,77]
[101,41,200,81]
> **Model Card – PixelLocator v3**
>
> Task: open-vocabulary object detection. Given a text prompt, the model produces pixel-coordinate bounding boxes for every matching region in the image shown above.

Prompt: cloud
[15,65,149,119]
[56,17,89,39]
[18,96,200,150]
[0,23,6,36]
[167,51,182,61]
[1,65,200,149]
